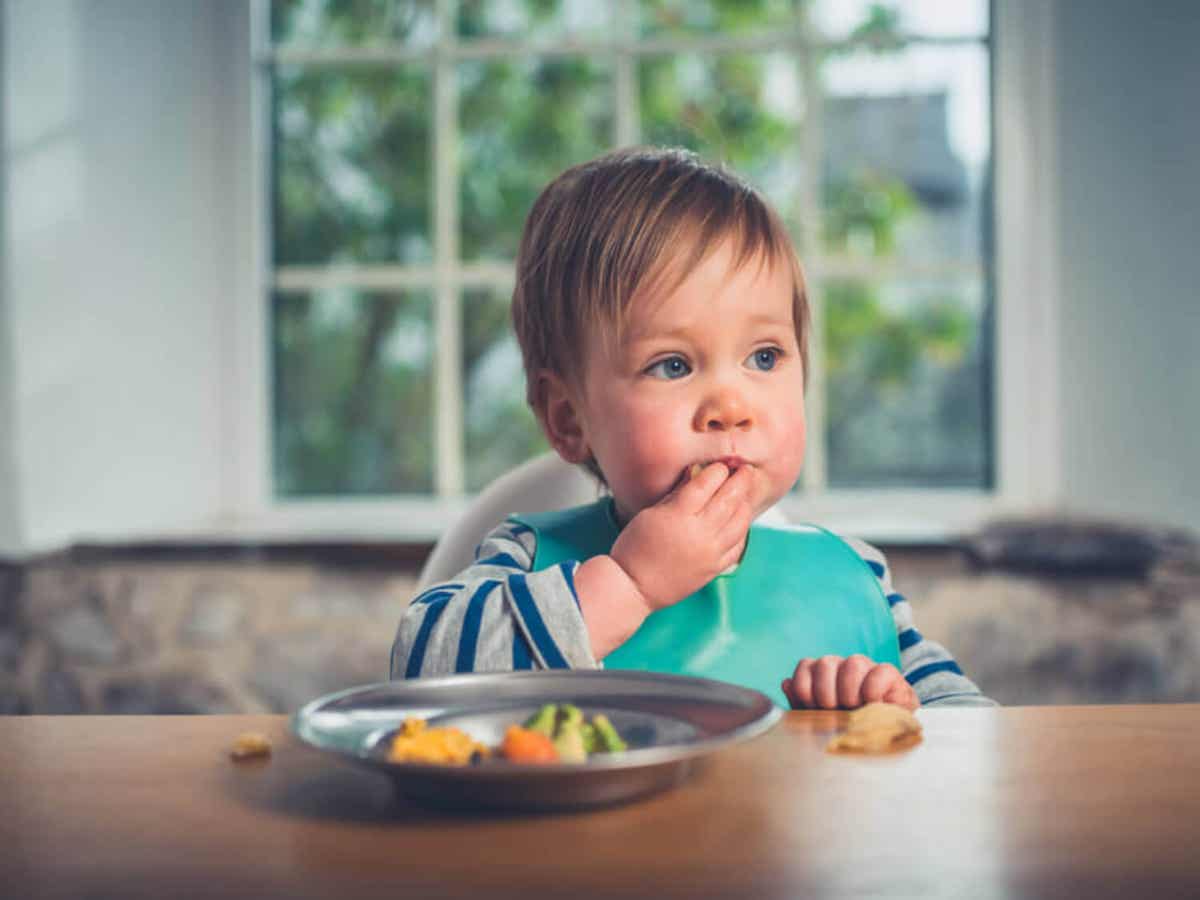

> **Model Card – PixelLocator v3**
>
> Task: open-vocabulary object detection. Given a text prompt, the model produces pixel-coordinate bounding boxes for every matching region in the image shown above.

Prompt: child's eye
[645,355,692,380]
[747,347,781,371]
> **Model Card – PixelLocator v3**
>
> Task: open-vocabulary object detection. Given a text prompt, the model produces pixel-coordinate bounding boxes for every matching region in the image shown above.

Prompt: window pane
[822,276,989,488]
[639,52,804,216]
[271,0,437,48]
[273,290,434,496]
[459,57,613,262]
[820,43,989,264]
[809,0,988,42]
[273,65,431,266]
[458,0,609,40]
[462,289,548,492]
[637,0,797,37]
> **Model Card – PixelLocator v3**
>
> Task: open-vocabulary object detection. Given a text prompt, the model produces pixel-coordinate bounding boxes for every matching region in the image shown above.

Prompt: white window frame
[225,0,1061,545]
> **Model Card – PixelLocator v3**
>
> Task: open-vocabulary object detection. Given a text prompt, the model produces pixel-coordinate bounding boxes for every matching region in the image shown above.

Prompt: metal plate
[291,670,781,811]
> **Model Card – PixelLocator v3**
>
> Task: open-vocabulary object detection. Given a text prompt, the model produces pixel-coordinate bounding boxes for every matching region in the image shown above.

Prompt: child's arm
[392,463,756,675]
[575,462,757,660]
[390,520,597,678]
[845,536,997,708]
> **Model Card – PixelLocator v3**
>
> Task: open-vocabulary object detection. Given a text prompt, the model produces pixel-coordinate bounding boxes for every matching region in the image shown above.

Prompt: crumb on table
[230,731,273,760]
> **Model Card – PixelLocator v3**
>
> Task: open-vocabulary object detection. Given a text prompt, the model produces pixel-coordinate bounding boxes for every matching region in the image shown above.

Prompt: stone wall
[0,551,417,715]
[886,543,1200,706]
[2,520,1198,713]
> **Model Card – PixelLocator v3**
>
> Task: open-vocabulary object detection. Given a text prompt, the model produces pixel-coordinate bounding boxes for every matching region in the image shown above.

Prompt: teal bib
[514,500,901,706]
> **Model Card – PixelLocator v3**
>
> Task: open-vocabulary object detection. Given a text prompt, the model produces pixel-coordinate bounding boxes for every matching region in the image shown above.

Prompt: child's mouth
[685,457,751,481]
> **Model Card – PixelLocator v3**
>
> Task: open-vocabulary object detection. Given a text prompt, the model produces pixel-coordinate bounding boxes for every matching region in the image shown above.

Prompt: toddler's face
[574,240,806,524]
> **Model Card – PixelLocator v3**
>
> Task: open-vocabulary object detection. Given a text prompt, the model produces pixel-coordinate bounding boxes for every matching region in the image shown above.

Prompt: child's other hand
[609,462,755,614]
[781,655,918,711]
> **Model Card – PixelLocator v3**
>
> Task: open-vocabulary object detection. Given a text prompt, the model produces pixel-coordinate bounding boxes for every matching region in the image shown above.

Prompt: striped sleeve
[390,519,598,679]
[840,535,999,708]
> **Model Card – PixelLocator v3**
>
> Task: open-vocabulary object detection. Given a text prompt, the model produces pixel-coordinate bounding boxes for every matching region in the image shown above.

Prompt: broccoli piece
[580,722,598,754]
[523,703,558,737]
[591,714,627,753]
[557,704,584,733]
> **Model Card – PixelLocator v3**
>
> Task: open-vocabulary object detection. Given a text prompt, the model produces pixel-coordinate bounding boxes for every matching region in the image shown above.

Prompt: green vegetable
[519,704,625,759]
[592,714,627,753]
[557,704,583,730]
[524,703,557,737]
[580,722,598,754]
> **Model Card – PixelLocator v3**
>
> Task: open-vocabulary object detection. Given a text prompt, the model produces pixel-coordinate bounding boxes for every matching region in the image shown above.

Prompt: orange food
[500,725,559,764]
[388,717,491,765]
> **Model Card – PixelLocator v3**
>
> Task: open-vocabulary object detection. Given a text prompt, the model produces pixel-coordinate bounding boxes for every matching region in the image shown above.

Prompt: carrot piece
[500,725,559,764]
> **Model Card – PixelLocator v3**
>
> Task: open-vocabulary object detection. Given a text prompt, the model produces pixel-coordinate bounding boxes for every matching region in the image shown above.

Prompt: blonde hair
[511,147,810,471]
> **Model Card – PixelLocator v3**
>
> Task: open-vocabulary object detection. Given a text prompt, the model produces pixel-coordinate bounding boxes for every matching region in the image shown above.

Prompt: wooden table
[3,706,1199,899]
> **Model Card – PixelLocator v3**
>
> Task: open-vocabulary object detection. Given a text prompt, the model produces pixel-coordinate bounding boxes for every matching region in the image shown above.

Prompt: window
[261,0,992,520]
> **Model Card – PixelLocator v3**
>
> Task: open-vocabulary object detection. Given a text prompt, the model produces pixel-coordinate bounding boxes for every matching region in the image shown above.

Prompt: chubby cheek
[599,396,691,513]
[760,402,807,508]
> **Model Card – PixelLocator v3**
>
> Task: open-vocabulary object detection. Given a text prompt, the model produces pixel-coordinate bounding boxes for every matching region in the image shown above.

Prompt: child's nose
[695,386,753,432]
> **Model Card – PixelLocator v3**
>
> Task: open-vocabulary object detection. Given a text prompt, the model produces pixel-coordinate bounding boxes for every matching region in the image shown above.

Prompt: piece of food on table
[387,716,491,765]
[825,702,922,754]
[229,731,272,760]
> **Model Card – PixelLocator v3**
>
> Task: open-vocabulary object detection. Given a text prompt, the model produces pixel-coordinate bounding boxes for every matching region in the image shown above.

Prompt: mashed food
[386,717,492,766]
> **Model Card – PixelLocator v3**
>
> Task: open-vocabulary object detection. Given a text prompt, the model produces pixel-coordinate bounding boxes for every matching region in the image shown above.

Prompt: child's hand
[609,462,755,614]
[781,655,918,711]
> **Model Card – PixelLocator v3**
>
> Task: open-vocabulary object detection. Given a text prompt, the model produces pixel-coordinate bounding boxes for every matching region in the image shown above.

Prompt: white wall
[1053,0,1200,531]
[0,6,18,553]
[2,0,251,556]
[1,0,1198,557]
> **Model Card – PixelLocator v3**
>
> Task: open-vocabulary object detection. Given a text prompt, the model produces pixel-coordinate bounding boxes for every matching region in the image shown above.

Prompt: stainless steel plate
[291,670,781,811]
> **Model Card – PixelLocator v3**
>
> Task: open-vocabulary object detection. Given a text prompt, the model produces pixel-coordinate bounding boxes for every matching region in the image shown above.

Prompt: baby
[392,147,993,710]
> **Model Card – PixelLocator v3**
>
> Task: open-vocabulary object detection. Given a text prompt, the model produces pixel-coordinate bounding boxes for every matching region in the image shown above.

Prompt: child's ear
[535,370,591,465]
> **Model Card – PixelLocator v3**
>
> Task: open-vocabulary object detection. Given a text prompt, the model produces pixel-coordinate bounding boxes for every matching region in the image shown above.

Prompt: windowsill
[9,488,1028,565]
[779,488,1010,546]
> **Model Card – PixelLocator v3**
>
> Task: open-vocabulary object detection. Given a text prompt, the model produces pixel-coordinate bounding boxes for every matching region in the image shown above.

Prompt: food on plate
[500,725,559,764]
[523,703,627,762]
[229,731,273,760]
[589,713,627,753]
[387,716,492,765]
[825,702,922,754]
[387,704,626,767]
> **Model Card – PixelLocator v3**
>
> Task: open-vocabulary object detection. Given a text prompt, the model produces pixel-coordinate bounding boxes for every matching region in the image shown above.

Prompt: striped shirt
[391,518,996,707]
